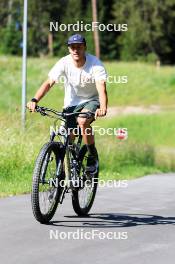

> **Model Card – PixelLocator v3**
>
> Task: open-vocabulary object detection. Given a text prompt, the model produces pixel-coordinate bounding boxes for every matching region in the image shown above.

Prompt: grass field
[0,56,175,196]
[1,56,175,112]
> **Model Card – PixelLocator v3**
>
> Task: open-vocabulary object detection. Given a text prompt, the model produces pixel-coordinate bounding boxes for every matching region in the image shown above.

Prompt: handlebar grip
[35,105,39,111]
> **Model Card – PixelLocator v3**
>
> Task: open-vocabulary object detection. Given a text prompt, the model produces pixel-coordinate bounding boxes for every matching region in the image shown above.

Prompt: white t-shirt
[48,53,107,107]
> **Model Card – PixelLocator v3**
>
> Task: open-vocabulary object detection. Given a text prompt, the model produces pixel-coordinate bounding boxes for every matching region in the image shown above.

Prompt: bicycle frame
[34,105,92,192]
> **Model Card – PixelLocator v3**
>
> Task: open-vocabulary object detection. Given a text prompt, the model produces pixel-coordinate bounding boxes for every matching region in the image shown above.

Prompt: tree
[113,0,175,64]
[98,0,117,60]
[92,0,100,58]
[0,0,22,55]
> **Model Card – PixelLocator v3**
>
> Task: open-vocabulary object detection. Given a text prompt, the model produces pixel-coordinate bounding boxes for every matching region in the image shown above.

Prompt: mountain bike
[30,105,99,224]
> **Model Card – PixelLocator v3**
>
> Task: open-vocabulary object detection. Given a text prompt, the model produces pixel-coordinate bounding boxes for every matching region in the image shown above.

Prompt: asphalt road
[0,173,175,264]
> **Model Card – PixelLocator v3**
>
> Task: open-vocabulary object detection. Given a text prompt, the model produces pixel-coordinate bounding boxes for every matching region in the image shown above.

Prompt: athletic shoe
[85,155,98,174]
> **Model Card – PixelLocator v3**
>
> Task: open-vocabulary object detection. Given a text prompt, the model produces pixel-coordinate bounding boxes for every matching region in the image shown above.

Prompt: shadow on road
[49,213,175,228]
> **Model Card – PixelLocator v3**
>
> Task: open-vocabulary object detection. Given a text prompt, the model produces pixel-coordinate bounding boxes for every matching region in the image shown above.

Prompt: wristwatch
[31,98,38,103]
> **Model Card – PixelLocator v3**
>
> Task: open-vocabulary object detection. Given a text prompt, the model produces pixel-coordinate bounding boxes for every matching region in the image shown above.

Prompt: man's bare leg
[77,109,98,173]
[77,108,95,145]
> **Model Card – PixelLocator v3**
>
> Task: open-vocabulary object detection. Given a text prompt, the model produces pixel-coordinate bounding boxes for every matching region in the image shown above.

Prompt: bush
[0,25,22,55]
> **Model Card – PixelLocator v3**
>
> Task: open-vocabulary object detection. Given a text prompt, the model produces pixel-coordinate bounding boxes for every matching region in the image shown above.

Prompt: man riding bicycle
[27,34,108,174]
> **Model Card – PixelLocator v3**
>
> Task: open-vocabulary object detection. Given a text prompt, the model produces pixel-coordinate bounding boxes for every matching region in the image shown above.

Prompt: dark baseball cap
[67,34,86,45]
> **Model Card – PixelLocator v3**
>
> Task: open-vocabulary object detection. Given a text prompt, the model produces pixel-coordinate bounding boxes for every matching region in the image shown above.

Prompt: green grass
[105,61,175,106]
[1,56,175,113]
[0,111,175,196]
[95,113,175,176]
[0,56,175,196]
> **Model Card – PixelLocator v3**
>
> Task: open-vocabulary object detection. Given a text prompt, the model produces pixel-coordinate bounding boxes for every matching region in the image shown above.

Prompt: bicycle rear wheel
[31,141,65,224]
[72,145,99,216]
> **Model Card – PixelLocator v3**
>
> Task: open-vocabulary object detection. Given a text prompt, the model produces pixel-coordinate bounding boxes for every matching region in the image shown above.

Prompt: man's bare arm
[95,80,108,118]
[27,78,55,112]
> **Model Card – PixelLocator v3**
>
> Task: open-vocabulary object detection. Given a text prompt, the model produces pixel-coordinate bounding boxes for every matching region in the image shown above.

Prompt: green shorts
[63,99,100,129]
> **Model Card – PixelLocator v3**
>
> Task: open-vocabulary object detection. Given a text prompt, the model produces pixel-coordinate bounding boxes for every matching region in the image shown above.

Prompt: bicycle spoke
[38,151,58,215]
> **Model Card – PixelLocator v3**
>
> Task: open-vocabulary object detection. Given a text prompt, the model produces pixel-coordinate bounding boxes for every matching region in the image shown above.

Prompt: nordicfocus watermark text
[56,75,128,85]
[50,126,128,139]
[50,21,128,32]
[50,229,128,240]
[49,178,128,189]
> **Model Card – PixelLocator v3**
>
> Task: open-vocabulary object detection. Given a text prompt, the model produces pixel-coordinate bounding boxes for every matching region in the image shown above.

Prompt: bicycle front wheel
[31,141,65,224]
[72,145,99,216]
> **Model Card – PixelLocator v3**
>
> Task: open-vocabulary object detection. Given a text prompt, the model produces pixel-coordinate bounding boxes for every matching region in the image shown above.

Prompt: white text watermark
[49,179,128,189]
[50,126,128,139]
[56,75,128,86]
[49,229,128,240]
[50,21,128,32]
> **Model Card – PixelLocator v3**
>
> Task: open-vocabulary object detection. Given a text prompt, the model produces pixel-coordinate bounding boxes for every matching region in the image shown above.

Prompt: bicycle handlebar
[34,105,94,119]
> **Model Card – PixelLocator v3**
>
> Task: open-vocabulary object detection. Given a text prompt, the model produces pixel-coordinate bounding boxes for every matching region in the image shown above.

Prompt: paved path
[0,173,175,264]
